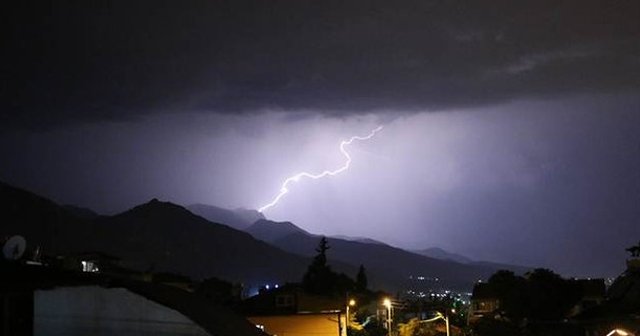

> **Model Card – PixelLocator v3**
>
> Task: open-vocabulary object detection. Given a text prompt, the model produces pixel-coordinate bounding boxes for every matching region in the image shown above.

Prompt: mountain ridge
[2,182,530,292]
[0,183,318,289]
[187,203,264,231]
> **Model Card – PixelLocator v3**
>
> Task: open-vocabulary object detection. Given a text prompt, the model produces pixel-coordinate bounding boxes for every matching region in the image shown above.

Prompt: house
[53,251,122,274]
[574,258,640,336]
[0,262,266,336]
[567,278,606,317]
[467,283,500,324]
[242,285,348,336]
[468,277,606,324]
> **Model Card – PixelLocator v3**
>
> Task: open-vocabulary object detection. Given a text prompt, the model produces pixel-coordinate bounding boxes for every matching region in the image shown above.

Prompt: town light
[382,298,392,336]
[346,298,357,331]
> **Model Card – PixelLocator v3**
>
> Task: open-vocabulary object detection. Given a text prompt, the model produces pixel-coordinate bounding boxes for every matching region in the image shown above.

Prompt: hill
[0,182,317,288]
[245,219,311,243]
[413,247,473,264]
[187,204,264,231]
[331,235,388,246]
[275,232,501,290]
[241,219,510,290]
[90,199,311,284]
[414,247,531,274]
[1,182,526,292]
[62,204,100,220]
[0,181,92,255]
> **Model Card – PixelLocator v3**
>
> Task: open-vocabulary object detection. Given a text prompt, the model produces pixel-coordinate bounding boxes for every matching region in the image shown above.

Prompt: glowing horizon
[258,126,383,213]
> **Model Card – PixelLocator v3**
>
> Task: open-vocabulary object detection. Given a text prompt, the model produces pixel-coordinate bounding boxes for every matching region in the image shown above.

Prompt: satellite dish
[3,235,26,260]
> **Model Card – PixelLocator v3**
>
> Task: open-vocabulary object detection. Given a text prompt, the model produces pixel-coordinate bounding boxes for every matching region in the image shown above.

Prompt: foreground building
[575,258,640,336]
[467,283,500,324]
[0,262,266,336]
[243,285,348,336]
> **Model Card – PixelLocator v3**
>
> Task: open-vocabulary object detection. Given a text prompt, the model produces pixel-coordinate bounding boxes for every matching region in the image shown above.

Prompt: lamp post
[444,313,450,336]
[383,298,392,336]
[419,311,450,336]
[346,299,356,331]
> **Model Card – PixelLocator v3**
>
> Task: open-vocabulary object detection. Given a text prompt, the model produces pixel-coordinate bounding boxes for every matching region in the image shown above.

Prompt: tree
[356,264,368,292]
[525,268,581,320]
[626,240,640,257]
[303,237,336,294]
[481,268,582,323]
[487,270,528,319]
[303,236,358,295]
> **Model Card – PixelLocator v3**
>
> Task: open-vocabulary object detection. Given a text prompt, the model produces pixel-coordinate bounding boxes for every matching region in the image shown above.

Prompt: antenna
[3,235,26,260]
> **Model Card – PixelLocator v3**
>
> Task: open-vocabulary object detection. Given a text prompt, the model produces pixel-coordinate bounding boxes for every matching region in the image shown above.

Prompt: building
[0,262,266,336]
[467,283,500,324]
[242,285,348,336]
[574,258,640,336]
[566,278,606,317]
[468,277,605,324]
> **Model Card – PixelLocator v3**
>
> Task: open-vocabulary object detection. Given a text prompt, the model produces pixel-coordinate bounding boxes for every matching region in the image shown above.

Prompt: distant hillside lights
[408,275,440,281]
[81,260,99,273]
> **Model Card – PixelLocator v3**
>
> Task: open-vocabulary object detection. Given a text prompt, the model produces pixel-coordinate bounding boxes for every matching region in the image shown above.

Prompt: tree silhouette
[483,268,582,322]
[356,264,368,292]
[626,240,640,257]
[302,236,356,295]
[303,236,335,294]
[487,270,528,319]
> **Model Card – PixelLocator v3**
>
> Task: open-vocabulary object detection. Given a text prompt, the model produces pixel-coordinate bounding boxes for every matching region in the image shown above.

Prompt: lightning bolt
[258,126,384,213]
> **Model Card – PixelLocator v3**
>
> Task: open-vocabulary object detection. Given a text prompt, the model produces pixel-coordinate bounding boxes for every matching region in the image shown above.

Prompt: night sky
[2,1,639,277]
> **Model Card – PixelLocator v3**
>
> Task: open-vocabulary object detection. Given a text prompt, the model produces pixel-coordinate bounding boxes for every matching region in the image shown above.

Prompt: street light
[383,298,392,336]
[606,329,632,336]
[346,299,356,328]
[419,312,450,336]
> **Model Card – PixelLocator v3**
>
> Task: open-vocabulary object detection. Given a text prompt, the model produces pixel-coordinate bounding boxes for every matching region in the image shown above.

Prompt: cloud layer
[3,0,639,128]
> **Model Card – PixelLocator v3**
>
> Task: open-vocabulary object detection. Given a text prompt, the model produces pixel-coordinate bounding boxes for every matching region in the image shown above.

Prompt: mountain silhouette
[245,219,311,243]
[62,204,100,220]
[1,181,528,292]
[282,232,502,290]
[0,183,312,288]
[413,247,473,264]
[330,235,388,246]
[187,204,264,231]
[241,219,528,290]
[0,181,91,254]
[414,247,530,274]
[90,199,310,284]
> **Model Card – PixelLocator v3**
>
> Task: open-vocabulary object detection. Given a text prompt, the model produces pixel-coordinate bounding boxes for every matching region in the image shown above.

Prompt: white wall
[34,286,210,336]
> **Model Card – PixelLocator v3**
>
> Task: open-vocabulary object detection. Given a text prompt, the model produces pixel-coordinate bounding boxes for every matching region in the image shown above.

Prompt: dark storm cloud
[2,0,639,129]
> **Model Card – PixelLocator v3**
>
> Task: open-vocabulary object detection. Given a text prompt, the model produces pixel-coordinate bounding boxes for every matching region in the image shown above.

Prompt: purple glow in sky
[258,126,383,212]
[1,96,639,277]
[1,0,639,278]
